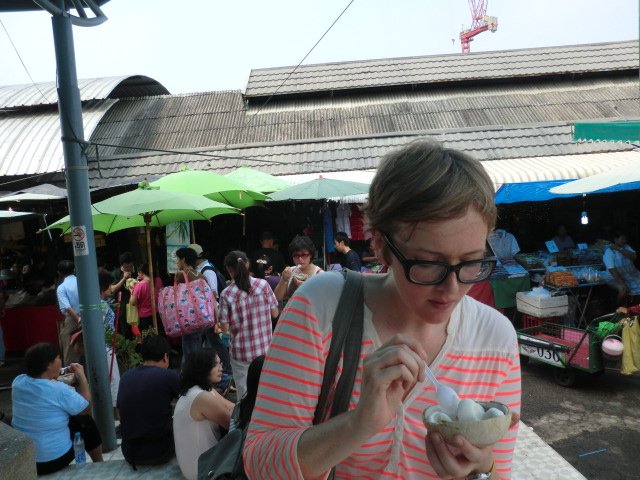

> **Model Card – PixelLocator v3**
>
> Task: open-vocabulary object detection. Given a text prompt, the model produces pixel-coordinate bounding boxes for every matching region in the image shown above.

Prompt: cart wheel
[519,354,529,366]
[553,368,576,387]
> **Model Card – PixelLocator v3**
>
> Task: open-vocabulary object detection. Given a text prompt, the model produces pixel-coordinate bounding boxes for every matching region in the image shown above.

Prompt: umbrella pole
[145,221,158,333]
[323,202,328,270]
[190,220,196,244]
[242,209,246,236]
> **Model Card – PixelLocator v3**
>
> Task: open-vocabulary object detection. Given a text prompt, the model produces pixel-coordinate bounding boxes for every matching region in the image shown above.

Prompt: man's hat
[188,243,204,258]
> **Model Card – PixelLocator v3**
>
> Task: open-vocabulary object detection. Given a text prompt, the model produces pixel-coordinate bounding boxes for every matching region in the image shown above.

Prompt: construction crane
[460,0,497,54]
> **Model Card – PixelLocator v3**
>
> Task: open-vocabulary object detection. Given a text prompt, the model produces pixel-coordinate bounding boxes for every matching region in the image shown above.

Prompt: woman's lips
[428,299,455,310]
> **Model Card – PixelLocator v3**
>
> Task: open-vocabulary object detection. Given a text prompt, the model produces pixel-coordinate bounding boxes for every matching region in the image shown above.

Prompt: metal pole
[51,10,116,452]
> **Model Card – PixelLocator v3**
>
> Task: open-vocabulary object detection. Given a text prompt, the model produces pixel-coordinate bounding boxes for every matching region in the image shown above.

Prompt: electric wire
[0,4,359,190]
[228,0,356,151]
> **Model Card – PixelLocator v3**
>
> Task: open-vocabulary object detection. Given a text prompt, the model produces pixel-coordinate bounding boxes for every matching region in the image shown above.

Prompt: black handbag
[196,270,364,480]
[197,428,247,480]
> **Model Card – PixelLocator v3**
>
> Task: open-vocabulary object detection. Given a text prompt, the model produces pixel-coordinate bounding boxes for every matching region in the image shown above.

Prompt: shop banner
[165,221,190,274]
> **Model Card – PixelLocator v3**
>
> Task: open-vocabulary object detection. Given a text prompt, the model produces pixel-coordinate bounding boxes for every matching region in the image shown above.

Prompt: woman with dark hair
[274,235,323,303]
[173,349,234,480]
[130,263,154,331]
[174,248,214,363]
[219,251,279,398]
[253,254,280,291]
[11,342,103,475]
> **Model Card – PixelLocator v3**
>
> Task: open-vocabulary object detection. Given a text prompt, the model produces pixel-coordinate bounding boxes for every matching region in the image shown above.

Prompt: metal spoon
[424,363,460,417]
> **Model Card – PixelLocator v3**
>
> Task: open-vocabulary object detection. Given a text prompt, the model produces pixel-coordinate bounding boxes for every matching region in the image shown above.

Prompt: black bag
[201,264,227,297]
[196,270,364,480]
[196,428,247,480]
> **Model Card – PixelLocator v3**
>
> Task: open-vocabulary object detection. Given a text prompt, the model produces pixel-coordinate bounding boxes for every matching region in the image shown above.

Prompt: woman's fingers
[426,432,495,479]
[365,342,425,387]
[381,333,428,361]
[509,412,520,429]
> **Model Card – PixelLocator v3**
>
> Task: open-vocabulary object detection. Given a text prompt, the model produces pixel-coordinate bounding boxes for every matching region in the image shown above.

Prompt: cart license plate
[519,343,565,367]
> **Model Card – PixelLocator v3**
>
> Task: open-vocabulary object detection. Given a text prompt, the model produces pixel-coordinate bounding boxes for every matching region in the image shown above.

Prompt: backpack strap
[313,269,364,425]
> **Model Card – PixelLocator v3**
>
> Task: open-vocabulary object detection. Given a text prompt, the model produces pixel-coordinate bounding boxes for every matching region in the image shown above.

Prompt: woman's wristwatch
[466,462,495,480]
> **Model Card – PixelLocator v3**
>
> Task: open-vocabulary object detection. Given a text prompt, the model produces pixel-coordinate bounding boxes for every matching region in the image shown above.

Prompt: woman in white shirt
[173,349,234,480]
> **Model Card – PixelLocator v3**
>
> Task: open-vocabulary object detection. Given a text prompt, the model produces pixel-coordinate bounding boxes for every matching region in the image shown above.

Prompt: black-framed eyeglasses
[382,233,496,286]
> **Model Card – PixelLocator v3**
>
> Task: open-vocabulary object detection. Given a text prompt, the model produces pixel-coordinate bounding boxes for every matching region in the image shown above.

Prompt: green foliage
[105,328,163,372]
[105,331,142,372]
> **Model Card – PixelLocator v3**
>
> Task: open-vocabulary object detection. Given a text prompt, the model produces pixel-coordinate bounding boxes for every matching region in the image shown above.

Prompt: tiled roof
[245,41,639,98]
[89,77,639,156]
[78,123,635,190]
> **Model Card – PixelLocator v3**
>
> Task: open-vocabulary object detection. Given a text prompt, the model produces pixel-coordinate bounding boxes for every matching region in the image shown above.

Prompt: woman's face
[50,355,63,379]
[292,250,311,266]
[378,207,489,325]
[208,355,223,384]
[175,256,185,270]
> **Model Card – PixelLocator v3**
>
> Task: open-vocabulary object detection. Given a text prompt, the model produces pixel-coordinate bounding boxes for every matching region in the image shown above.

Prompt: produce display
[514,254,545,271]
[545,270,579,287]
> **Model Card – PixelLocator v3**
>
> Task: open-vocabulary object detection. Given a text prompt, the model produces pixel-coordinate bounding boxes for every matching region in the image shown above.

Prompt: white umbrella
[550,160,640,194]
[0,210,36,220]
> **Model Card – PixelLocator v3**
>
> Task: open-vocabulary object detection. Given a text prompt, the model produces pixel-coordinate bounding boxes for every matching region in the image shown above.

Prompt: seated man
[117,335,180,468]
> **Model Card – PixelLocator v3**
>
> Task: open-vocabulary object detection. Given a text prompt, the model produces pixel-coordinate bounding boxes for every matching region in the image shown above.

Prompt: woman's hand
[281,267,294,282]
[352,334,426,438]
[425,413,519,479]
[68,362,85,377]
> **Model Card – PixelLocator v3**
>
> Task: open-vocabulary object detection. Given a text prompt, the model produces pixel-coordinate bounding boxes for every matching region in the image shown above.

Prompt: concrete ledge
[0,421,37,480]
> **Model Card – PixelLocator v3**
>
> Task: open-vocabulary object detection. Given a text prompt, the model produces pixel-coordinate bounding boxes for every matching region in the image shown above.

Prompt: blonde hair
[364,140,496,256]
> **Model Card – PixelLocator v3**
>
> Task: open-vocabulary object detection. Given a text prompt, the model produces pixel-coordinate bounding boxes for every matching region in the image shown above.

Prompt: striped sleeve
[244,292,329,479]
[492,342,521,480]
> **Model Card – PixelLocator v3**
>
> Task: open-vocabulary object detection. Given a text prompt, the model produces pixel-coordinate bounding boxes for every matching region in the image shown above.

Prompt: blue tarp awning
[495,180,640,204]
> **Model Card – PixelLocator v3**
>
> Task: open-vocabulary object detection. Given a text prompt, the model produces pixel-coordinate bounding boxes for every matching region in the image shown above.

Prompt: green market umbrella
[224,166,291,194]
[150,168,269,209]
[268,177,370,201]
[44,182,239,330]
[268,177,371,269]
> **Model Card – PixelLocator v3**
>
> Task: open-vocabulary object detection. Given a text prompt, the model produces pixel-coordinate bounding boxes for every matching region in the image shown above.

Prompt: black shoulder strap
[313,269,364,425]
[201,265,214,273]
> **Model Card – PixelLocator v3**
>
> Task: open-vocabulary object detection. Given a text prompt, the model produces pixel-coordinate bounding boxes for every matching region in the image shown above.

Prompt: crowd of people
[7,228,330,477]
[4,140,639,479]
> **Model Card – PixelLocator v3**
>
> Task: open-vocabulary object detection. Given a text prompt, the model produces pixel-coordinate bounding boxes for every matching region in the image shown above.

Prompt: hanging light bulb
[581,211,589,225]
[580,193,589,225]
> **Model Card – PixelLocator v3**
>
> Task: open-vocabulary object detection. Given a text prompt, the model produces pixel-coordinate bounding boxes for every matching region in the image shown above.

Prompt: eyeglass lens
[409,260,493,284]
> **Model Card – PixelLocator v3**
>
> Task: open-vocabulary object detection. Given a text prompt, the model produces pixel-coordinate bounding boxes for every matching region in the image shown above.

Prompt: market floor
[36,421,585,479]
[0,355,586,479]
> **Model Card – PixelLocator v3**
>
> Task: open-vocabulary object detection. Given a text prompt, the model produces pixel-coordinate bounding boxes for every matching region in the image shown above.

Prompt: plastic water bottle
[73,432,86,467]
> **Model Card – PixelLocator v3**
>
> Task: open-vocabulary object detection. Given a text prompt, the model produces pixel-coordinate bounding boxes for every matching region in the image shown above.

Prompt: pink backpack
[157,271,216,337]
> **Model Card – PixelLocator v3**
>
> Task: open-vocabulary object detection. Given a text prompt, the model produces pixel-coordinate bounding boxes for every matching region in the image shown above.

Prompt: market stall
[513,246,609,326]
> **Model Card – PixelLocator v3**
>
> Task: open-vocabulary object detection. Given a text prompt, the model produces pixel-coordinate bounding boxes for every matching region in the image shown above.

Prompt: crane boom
[460,0,497,54]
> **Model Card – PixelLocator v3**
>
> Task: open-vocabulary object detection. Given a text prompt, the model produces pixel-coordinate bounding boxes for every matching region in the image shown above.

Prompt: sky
[0,0,638,94]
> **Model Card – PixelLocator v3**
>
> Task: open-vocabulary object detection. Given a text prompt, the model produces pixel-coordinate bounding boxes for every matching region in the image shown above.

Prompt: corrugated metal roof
[78,123,636,190]
[0,75,169,109]
[90,77,639,155]
[0,99,116,175]
[245,41,639,98]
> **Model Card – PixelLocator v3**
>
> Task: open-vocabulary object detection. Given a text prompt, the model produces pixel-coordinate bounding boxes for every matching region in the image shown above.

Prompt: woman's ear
[370,232,387,266]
